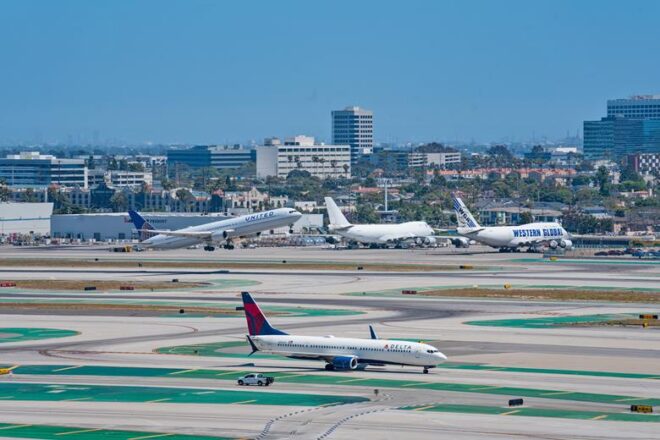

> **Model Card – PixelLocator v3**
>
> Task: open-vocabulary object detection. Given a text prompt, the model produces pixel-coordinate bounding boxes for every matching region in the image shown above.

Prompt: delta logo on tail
[241,292,288,336]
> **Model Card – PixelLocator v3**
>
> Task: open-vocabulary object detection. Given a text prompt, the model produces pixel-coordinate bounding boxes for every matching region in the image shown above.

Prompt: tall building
[256,135,351,179]
[331,106,373,163]
[607,95,660,119]
[584,95,660,160]
[0,152,88,188]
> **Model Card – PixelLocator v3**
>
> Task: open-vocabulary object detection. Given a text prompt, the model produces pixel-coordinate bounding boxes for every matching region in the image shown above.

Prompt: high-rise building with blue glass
[584,95,660,160]
[332,106,374,164]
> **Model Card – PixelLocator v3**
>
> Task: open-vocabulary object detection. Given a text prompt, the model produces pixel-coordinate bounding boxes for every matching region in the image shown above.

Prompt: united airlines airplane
[450,195,573,251]
[241,292,447,374]
[128,208,302,251]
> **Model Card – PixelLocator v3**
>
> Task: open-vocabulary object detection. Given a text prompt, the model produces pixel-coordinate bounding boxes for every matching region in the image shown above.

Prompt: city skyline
[1,0,659,145]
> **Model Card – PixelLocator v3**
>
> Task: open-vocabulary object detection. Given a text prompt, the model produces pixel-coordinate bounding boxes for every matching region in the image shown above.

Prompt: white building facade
[256,136,351,179]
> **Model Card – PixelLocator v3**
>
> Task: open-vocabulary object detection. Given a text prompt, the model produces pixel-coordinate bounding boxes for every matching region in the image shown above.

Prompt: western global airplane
[128,208,302,251]
[241,292,447,374]
[324,197,435,248]
[449,195,573,251]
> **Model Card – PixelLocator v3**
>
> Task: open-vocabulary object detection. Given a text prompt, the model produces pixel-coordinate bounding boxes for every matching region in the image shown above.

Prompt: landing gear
[289,226,294,234]
[223,243,235,250]
[423,368,429,374]
[203,245,215,251]
[325,363,335,371]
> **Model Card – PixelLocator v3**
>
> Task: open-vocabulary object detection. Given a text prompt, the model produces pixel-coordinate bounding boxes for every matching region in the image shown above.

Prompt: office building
[256,135,351,179]
[407,151,462,168]
[628,152,660,175]
[607,95,660,119]
[0,152,88,188]
[167,145,256,170]
[332,106,374,163]
[584,95,660,160]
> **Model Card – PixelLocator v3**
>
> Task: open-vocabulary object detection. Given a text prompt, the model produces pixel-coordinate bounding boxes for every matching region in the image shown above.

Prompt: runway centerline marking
[500,410,520,416]
[469,386,501,391]
[215,371,239,377]
[0,424,31,430]
[146,398,171,403]
[413,405,436,411]
[615,397,647,402]
[591,415,608,420]
[64,397,92,401]
[56,428,102,436]
[129,434,175,440]
[231,399,257,405]
[541,390,574,396]
[337,378,369,384]
[168,369,197,375]
[53,365,82,373]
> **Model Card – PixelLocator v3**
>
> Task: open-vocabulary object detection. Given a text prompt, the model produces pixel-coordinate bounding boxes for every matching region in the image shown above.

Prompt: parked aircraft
[449,195,573,251]
[128,208,302,251]
[241,292,447,374]
[324,197,435,248]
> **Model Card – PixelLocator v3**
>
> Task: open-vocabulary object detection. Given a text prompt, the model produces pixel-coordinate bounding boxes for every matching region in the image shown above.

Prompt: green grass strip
[0,328,79,343]
[0,382,367,407]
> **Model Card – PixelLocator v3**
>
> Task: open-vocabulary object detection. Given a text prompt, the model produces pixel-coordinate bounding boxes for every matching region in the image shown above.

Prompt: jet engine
[331,356,358,370]
[423,236,437,246]
[559,239,573,249]
[452,237,470,248]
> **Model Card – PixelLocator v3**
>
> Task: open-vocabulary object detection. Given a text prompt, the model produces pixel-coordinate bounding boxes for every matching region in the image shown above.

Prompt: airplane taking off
[128,208,302,251]
[324,197,435,248]
[241,292,447,374]
[449,195,573,251]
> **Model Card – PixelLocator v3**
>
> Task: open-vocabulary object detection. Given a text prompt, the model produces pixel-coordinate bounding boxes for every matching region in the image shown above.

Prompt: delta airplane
[128,208,302,251]
[449,195,573,251]
[241,292,447,374]
[324,197,435,248]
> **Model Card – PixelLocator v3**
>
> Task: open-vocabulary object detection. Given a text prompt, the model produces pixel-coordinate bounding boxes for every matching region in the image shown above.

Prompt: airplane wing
[141,229,213,239]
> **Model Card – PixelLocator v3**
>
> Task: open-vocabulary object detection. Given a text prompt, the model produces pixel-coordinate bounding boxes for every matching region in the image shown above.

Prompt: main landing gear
[203,245,215,252]
[324,363,335,371]
[423,368,429,374]
[223,243,235,250]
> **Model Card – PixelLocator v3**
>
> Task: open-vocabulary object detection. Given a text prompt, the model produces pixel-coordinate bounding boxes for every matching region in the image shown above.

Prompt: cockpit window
[427,349,439,353]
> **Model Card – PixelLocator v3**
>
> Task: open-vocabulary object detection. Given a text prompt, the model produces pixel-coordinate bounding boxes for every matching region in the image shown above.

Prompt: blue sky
[1,0,659,145]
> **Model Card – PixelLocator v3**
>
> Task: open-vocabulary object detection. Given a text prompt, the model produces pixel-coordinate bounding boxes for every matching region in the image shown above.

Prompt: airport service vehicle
[237,373,274,386]
[128,208,302,251]
[240,292,447,374]
[448,195,573,252]
[324,197,435,248]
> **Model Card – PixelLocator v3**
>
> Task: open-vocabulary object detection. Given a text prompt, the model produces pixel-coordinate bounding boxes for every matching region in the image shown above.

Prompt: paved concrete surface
[0,245,658,439]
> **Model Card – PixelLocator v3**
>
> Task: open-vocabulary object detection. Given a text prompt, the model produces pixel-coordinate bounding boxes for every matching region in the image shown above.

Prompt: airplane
[241,292,447,374]
[324,197,436,248]
[128,208,302,251]
[448,195,573,252]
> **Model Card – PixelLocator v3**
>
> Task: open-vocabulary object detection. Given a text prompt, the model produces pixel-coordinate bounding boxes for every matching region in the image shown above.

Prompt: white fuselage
[458,222,570,248]
[143,208,302,249]
[331,222,434,244]
[251,334,447,367]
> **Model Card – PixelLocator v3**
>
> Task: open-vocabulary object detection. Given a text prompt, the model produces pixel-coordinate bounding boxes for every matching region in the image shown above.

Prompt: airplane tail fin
[128,210,157,241]
[451,195,481,229]
[324,197,351,228]
[241,292,288,336]
[369,325,378,340]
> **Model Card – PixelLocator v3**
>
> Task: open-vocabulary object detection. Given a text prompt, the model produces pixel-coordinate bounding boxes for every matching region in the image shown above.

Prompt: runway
[0,245,658,439]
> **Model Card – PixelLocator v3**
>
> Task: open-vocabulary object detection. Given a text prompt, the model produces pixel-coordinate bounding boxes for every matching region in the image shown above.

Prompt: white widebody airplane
[241,292,447,374]
[128,208,302,251]
[450,195,573,251]
[324,197,435,247]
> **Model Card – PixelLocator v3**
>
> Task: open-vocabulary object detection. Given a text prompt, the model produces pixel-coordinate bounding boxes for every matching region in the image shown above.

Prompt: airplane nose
[436,352,447,362]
